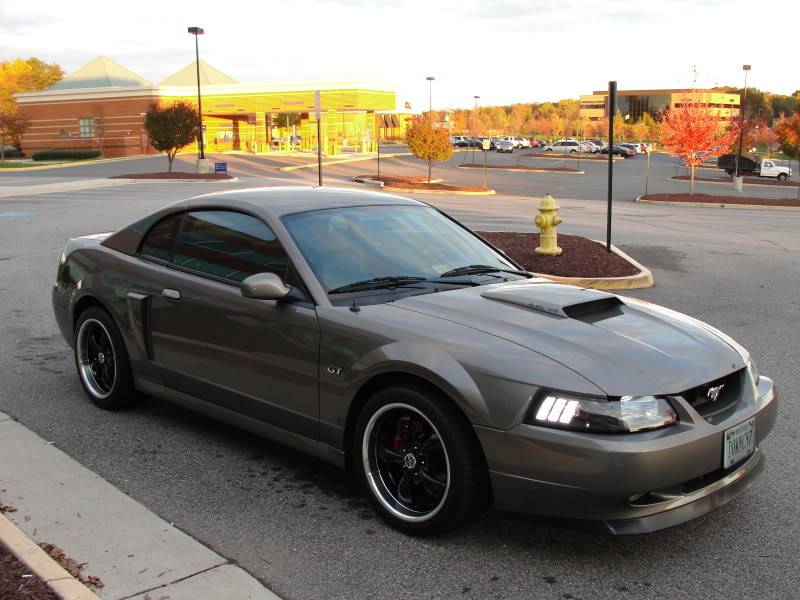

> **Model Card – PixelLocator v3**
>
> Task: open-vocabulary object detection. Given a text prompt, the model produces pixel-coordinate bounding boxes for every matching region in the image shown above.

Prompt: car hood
[391,280,745,397]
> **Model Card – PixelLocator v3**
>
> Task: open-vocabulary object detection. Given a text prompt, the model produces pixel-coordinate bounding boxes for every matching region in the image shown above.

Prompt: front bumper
[476,376,777,534]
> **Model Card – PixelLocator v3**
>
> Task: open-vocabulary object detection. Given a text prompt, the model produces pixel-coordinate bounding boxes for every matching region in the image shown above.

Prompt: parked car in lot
[580,141,601,153]
[601,145,635,157]
[587,139,606,150]
[494,139,515,153]
[717,154,793,181]
[450,135,471,147]
[498,136,531,149]
[529,138,546,148]
[618,143,639,156]
[545,140,581,153]
[53,187,777,536]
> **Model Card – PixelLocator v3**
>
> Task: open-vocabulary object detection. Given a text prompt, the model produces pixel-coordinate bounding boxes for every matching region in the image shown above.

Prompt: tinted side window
[138,214,182,262]
[173,211,288,283]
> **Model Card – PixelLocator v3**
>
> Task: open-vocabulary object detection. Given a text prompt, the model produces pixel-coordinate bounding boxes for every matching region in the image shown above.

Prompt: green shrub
[32,150,101,161]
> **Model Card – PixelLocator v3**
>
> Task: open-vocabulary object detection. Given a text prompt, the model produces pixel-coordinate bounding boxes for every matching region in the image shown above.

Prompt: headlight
[747,358,760,385]
[527,392,677,434]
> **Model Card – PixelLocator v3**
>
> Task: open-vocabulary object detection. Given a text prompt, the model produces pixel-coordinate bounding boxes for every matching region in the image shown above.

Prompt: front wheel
[354,385,490,535]
[777,173,788,182]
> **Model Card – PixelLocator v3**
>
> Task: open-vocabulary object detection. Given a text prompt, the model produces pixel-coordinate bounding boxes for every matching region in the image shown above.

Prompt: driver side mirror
[241,272,291,300]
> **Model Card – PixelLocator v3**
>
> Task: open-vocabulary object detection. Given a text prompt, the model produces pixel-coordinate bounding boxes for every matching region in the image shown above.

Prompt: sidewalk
[0,410,282,600]
[0,178,136,198]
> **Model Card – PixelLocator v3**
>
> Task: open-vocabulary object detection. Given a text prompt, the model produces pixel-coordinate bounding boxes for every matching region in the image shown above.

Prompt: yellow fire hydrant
[534,194,562,256]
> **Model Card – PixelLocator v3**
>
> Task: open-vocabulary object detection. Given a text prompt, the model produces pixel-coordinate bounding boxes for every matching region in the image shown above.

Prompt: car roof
[102,187,427,256]
[185,186,424,218]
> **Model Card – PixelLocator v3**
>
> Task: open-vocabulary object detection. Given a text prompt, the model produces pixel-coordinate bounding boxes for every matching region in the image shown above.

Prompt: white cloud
[0,0,796,109]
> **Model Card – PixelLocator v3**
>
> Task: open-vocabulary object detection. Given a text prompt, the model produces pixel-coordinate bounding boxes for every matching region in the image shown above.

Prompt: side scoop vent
[481,283,623,320]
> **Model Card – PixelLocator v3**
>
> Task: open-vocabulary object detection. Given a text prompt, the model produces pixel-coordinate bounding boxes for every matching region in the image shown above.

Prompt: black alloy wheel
[354,385,490,535]
[74,307,137,409]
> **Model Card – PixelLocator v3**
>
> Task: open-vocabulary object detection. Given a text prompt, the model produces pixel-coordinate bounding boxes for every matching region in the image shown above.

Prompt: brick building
[579,88,741,122]
[15,56,408,157]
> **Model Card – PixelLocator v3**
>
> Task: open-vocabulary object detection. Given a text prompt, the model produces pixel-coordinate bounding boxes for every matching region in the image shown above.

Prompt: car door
[140,209,320,439]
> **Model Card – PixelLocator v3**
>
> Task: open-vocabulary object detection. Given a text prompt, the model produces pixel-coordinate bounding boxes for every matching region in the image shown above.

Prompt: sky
[1,0,798,110]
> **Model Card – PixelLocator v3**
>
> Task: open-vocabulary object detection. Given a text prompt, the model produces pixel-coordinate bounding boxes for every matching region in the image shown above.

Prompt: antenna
[349,296,361,313]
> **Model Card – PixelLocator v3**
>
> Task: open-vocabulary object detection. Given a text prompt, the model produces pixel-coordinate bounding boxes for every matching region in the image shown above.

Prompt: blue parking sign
[214,162,227,174]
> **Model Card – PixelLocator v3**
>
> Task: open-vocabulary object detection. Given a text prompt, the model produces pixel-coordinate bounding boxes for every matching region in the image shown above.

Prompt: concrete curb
[634,195,800,212]
[352,176,495,195]
[0,412,283,600]
[456,165,584,175]
[524,153,624,162]
[667,176,800,189]
[0,511,101,600]
[115,177,240,184]
[0,155,153,172]
[532,241,654,290]
[279,152,412,172]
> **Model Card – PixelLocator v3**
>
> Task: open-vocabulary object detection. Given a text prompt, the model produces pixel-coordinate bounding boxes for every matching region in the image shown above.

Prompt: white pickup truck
[718,154,793,181]
[756,159,793,181]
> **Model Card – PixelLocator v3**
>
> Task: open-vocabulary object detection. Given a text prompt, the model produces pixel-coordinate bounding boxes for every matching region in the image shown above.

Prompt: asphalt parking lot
[0,155,798,600]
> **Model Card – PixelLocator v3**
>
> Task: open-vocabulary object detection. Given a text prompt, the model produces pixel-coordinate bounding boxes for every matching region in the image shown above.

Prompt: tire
[777,173,788,182]
[545,148,552,152]
[74,306,137,410]
[570,149,577,154]
[353,384,490,535]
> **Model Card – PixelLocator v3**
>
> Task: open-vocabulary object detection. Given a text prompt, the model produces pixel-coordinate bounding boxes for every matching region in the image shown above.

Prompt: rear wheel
[777,173,788,182]
[354,385,490,535]
[74,307,137,410]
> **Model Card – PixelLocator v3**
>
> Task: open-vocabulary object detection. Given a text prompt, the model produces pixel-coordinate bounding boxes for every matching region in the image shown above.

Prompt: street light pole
[734,64,751,180]
[426,77,435,128]
[187,27,205,164]
[472,95,479,163]
[606,80,617,253]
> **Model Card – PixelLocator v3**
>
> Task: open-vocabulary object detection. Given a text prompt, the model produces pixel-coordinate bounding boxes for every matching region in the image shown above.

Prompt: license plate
[723,418,755,469]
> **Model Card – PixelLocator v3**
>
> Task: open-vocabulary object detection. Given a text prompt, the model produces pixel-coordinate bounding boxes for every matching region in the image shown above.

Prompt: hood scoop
[481,283,622,320]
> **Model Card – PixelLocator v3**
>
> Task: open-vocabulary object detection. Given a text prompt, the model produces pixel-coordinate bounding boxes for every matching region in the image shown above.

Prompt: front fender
[315,305,601,452]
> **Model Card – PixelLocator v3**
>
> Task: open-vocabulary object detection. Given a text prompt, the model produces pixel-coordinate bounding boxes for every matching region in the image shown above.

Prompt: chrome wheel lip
[76,318,116,400]
[362,402,451,523]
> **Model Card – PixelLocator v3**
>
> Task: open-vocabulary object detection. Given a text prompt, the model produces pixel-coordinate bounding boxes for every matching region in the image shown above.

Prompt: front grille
[679,369,744,424]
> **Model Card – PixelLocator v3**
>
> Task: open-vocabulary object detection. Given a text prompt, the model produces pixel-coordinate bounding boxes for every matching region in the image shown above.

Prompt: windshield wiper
[438,264,531,278]
[328,276,427,294]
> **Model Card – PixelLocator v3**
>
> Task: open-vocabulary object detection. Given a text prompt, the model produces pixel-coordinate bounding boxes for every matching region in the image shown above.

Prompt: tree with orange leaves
[775,114,800,199]
[660,100,739,194]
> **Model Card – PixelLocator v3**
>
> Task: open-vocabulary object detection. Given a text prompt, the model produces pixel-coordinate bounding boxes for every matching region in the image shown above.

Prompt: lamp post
[606,81,617,253]
[472,95,479,163]
[426,76,435,128]
[187,26,207,172]
[734,64,751,184]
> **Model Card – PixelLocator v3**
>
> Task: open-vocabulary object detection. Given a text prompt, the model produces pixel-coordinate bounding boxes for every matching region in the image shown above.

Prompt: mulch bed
[459,163,581,173]
[357,175,489,192]
[522,153,610,161]
[477,231,639,278]
[673,175,799,187]
[109,172,233,180]
[641,193,800,207]
[0,544,58,600]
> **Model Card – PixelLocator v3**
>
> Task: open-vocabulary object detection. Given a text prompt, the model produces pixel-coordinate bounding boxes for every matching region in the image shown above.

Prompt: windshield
[282,205,515,292]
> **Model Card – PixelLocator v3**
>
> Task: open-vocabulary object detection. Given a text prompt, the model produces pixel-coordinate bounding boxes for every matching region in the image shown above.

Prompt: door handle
[162,288,181,300]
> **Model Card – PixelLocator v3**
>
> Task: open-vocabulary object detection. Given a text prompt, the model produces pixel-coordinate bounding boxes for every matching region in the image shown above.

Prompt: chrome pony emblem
[707,384,725,402]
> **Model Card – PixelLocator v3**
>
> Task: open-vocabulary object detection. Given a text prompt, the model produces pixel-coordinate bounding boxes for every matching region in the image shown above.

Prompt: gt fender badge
[327,366,343,376]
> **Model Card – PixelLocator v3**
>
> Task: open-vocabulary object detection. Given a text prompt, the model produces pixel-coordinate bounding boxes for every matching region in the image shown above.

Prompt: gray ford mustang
[53,187,777,535]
